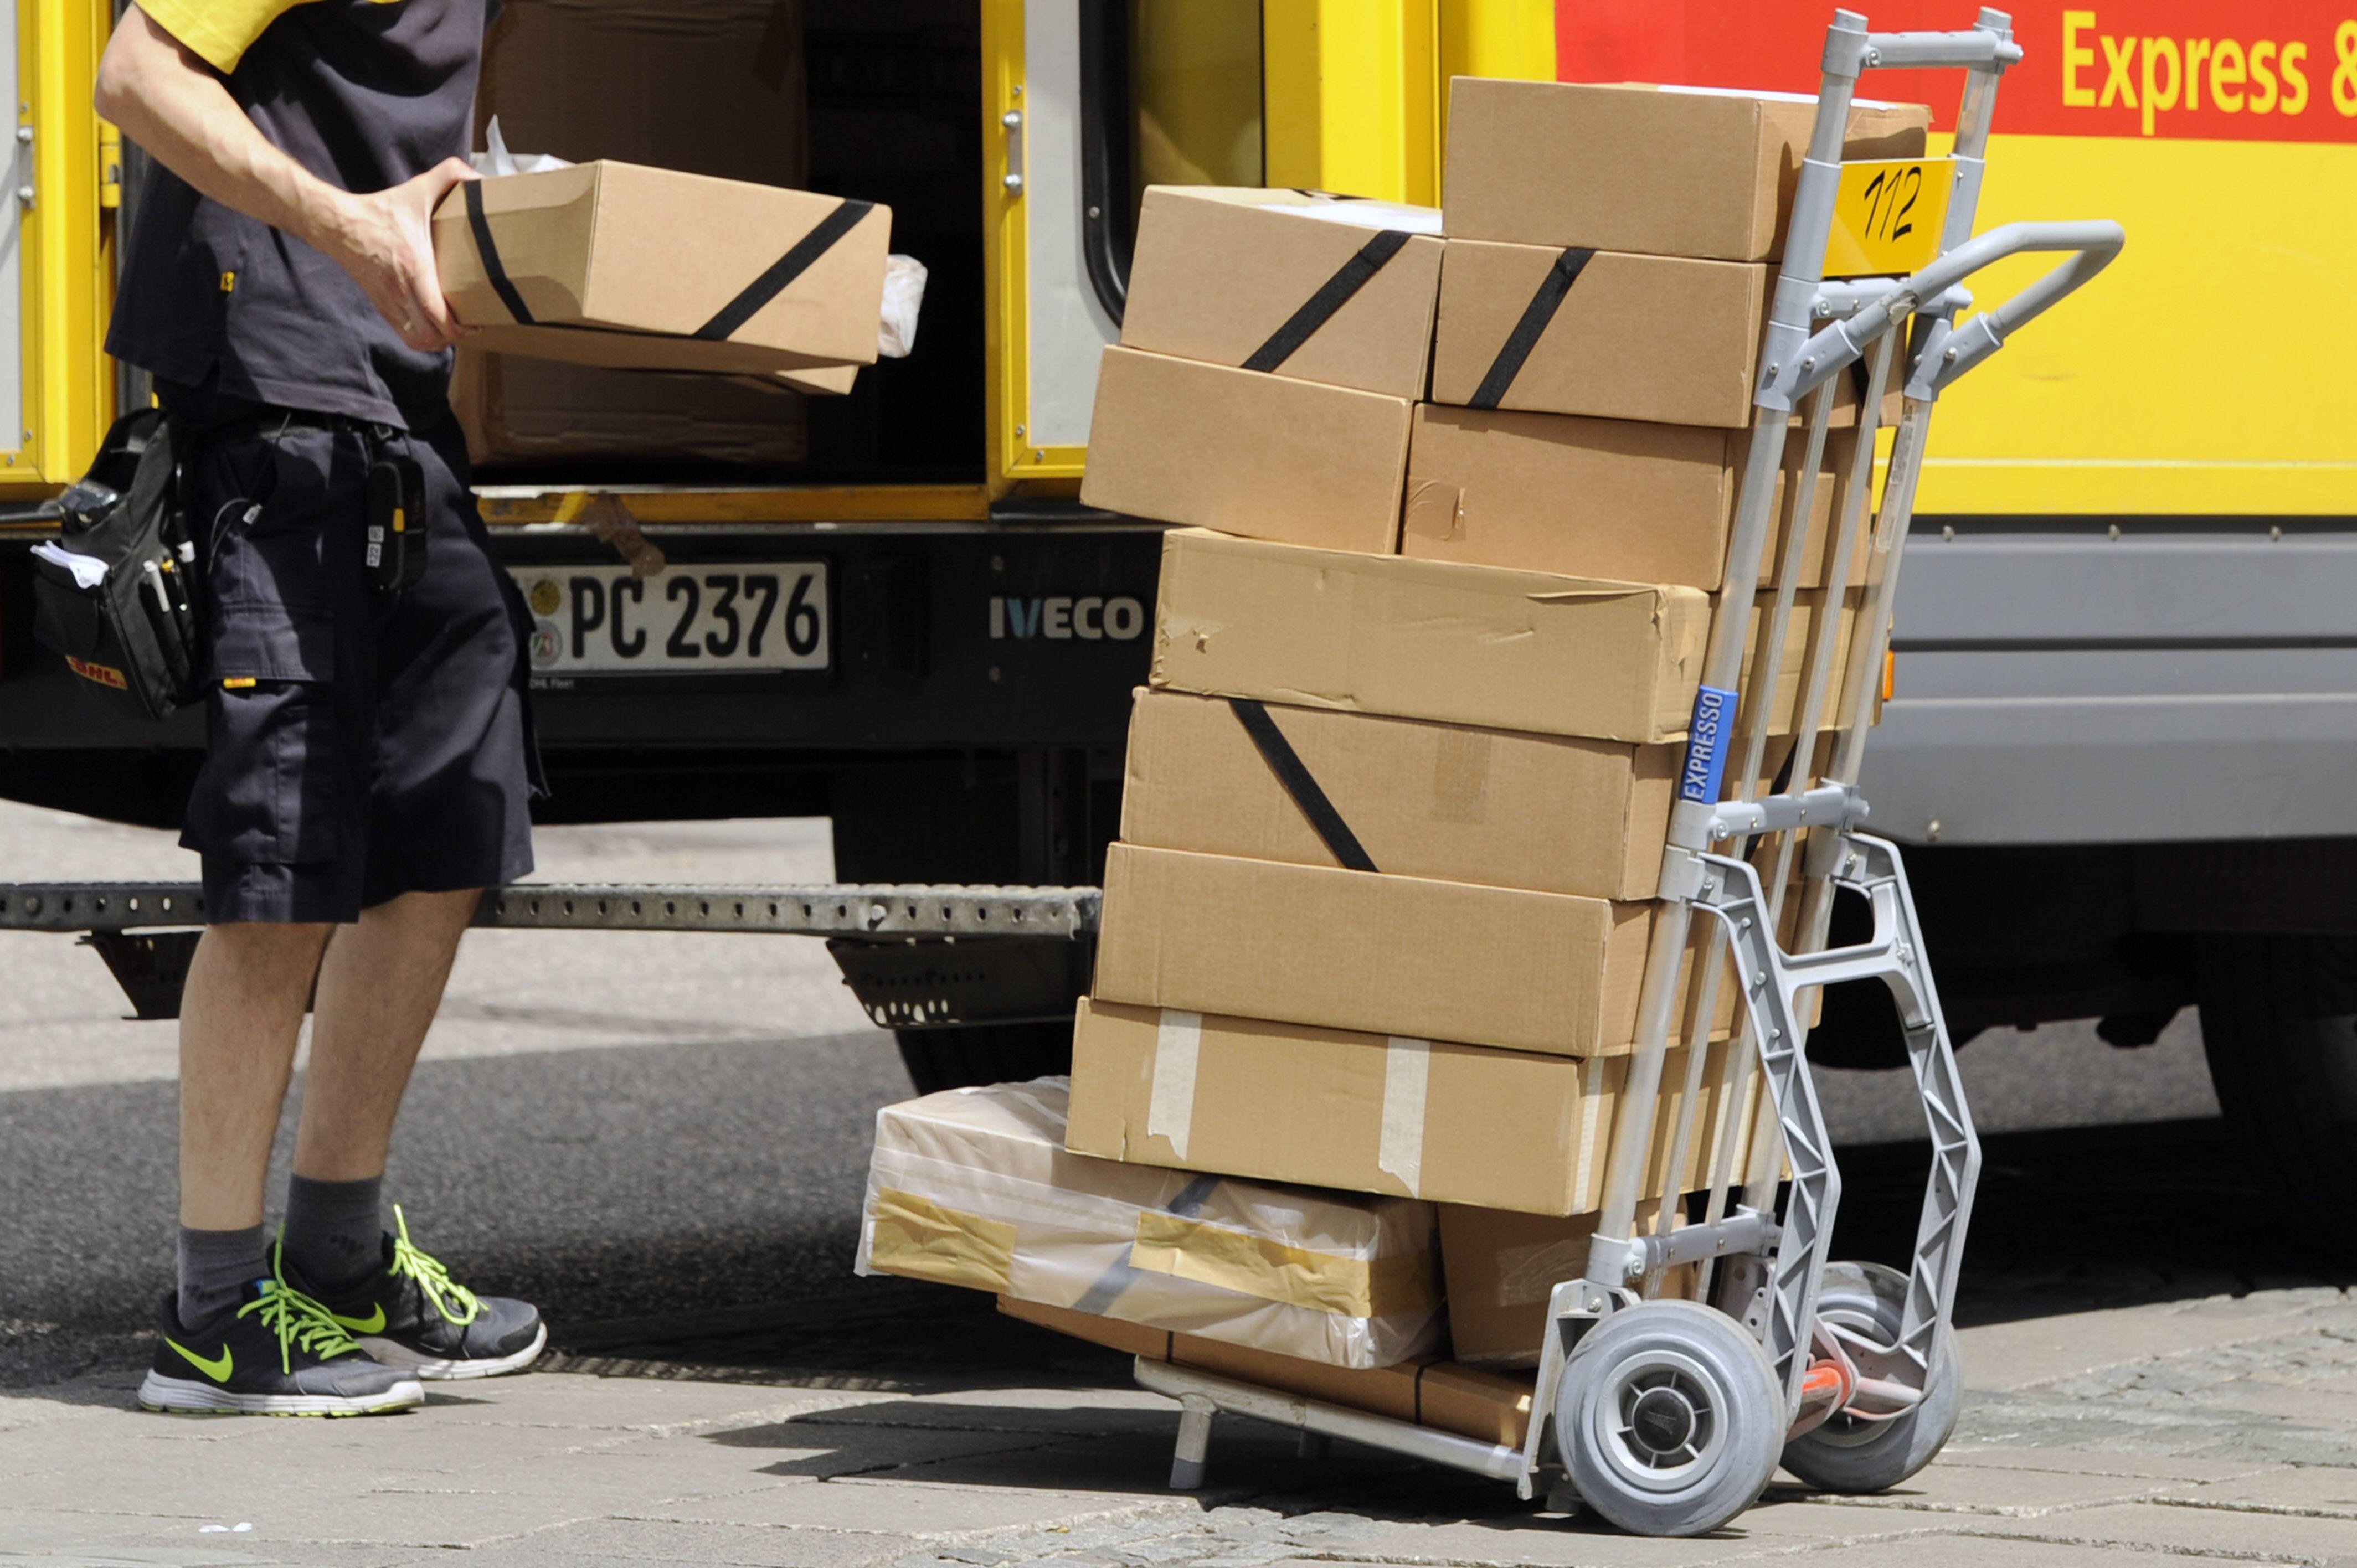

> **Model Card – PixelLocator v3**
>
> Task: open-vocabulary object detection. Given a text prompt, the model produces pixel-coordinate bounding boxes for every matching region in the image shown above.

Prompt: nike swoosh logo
[166,1338,234,1384]
[332,1304,386,1334]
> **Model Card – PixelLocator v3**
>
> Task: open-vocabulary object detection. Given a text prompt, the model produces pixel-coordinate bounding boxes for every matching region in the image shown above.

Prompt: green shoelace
[254,1237,363,1374]
[389,1205,482,1328]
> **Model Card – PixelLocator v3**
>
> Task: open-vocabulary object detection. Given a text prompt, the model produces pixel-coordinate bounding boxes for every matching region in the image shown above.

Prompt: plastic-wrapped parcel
[857,1078,1440,1369]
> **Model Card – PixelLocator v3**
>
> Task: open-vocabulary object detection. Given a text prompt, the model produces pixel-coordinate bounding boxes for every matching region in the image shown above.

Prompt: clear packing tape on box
[856,1078,1442,1369]
[469,117,925,360]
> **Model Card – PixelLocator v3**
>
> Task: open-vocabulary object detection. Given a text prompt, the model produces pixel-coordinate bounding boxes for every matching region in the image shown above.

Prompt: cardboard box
[857,1079,1440,1369]
[1149,530,1854,744]
[1430,242,1763,427]
[434,159,892,376]
[451,352,809,468]
[1120,688,1674,901]
[1000,1296,1536,1449]
[1443,80,1932,261]
[1067,999,1760,1215]
[480,0,811,193]
[1080,348,1411,554]
[1435,1205,1704,1368]
[1403,406,1865,592]
[1428,239,1898,429]
[1439,1207,1599,1368]
[1090,845,1756,1058]
[1149,529,1708,745]
[1121,187,1444,399]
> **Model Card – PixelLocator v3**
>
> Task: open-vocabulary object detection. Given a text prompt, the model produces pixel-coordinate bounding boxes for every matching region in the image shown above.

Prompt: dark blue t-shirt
[107,0,489,428]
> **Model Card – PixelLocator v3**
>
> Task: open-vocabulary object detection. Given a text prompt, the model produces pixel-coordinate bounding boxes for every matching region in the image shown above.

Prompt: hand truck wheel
[1552,1299,1784,1536]
[1780,1261,1960,1494]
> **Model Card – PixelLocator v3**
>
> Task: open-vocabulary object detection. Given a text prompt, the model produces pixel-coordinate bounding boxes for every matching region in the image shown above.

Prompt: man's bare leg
[276,888,477,1293]
[173,920,331,1335]
[292,887,481,1185]
[146,916,426,1415]
[179,921,333,1232]
[280,886,547,1378]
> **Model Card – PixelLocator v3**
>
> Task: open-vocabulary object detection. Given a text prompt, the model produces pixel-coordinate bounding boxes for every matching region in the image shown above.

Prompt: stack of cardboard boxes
[858,80,1929,1420]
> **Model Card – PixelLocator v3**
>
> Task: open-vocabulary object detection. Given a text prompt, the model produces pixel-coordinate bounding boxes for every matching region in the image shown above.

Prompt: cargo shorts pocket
[199,431,342,673]
[183,629,344,867]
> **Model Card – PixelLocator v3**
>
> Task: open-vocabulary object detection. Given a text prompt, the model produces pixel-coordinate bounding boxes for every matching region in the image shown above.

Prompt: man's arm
[94,4,474,353]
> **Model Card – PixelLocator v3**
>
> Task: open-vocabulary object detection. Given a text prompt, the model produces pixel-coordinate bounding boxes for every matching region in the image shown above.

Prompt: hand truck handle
[1763,10,2022,414]
[1783,219,2127,404]
[1824,17,2025,77]
[1903,220,2127,396]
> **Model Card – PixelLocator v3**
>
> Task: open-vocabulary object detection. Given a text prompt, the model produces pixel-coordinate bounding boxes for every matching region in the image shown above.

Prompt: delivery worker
[94,0,545,1415]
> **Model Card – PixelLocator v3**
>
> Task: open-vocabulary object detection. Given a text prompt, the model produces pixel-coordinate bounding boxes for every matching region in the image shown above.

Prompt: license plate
[512,563,828,674]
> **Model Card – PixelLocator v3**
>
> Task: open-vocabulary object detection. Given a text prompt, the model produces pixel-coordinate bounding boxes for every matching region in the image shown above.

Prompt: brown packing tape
[866,1188,1015,1293]
[1129,1211,1440,1319]
[1401,481,1461,543]
[1428,729,1490,826]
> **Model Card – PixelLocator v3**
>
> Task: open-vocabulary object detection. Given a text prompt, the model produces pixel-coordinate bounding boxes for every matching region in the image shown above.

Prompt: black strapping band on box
[695,198,877,341]
[1467,245,1596,410]
[464,179,538,327]
[1240,229,1414,374]
[1227,698,1379,874]
[465,183,875,345]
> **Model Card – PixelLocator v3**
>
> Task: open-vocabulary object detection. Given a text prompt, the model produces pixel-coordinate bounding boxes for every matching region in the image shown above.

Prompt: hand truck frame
[1128,7,2123,1536]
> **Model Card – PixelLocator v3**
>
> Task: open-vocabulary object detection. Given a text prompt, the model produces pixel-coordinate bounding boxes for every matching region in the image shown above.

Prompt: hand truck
[1128,8,2123,1536]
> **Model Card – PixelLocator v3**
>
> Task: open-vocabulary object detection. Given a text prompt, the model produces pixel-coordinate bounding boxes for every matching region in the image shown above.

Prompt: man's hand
[313,159,478,353]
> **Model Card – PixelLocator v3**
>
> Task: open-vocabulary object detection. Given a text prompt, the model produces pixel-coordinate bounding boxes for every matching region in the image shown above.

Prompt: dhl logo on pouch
[1556,2,2357,143]
[66,656,127,691]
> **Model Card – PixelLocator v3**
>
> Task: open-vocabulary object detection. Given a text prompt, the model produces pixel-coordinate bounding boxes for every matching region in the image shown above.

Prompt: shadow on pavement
[1834,1115,2350,1326]
[3,1019,2340,1394]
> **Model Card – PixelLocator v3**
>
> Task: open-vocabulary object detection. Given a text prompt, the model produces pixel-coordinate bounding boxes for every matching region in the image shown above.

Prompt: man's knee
[188,920,333,999]
[201,919,334,960]
[351,886,485,950]
[372,886,485,921]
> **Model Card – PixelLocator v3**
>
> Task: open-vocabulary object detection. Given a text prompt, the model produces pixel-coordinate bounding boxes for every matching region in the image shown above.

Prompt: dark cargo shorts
[172,402,542,924]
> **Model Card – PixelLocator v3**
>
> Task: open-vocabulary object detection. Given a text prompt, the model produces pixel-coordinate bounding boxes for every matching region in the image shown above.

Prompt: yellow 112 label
[1823,158,1954,278]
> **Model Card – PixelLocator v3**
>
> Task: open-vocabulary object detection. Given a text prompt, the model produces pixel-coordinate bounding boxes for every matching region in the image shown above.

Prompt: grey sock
[177,1224,266,1333]
[282,1174,384,1294]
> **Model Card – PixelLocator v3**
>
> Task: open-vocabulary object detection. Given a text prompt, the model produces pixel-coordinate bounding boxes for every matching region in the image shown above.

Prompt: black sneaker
[307,1205,547,1380]
[137,1268,424,1417]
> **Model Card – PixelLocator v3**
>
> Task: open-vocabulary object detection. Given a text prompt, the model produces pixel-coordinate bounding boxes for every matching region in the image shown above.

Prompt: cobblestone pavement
[12,1276,2357,1566]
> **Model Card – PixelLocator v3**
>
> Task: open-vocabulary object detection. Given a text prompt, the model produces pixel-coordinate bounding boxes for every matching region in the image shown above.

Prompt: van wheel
[895,1022,1074,1095]
[2196,936,2357,1241]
